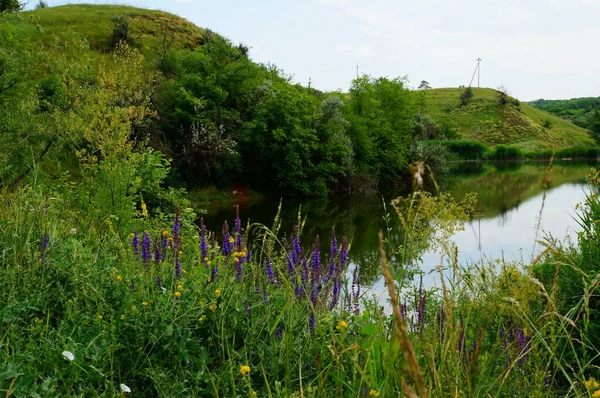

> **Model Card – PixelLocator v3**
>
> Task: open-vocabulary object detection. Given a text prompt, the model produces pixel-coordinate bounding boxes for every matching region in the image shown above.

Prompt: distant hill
[529,97,600,131]
[421,88,594,150]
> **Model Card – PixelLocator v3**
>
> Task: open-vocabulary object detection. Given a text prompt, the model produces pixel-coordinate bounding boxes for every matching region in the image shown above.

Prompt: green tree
[0,0,21,12]
[346,76,415,184]
[459,86,473,106]
[589,109,600,143]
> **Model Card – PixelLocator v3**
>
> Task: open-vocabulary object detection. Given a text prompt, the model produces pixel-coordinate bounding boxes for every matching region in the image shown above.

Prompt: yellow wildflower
[178,250,183,255]
[336,320,348,330]
[240,365,251,376]
[234,257,240,263]
[142,301,149,306]
[229,237,235,243]
[207,261,212,266]
[163,230,169,236]
[174,291,182,298]
[177,284,183,290]
[198,315,205,322]
[67,299,73,303]
[120,314,126,320]
[215,289,222,297]
[97,315,103,320]
[586,377,599,391]
[141,202,148,218]
[203,257,209,262]
[250,391,257,397]
[209,303,217,311]
[368,389,380,397]
[116,275,122,281]
[593,390,600,398]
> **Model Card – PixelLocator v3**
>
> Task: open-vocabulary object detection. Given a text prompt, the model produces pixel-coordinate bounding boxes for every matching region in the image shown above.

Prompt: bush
[110,15,133,49]
[34,0,47,9]
[0,0,21,12]
[459,86,473,107]
[408,140,452,176]
[425,139,488,160]
[486,145,523,160]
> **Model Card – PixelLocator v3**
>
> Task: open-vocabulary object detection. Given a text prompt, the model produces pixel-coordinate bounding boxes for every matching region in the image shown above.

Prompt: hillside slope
[422,88,594,150]
[18,4,205,60]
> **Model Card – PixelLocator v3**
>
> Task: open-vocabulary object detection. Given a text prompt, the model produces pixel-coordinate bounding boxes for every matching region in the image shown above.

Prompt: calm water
[204,161,596,298]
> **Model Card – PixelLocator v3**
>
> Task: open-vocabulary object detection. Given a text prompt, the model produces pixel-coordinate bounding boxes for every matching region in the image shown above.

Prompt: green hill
[19,4,205,58]
[421,87,594,150]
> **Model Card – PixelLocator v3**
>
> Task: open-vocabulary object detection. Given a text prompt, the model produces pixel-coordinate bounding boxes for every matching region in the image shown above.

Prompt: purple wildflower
[326,227,338,281]
[200,218,208,267]
[310,236,321,281]
[174,257,181,280]
[131,230,139,256]
[275,327,282,339]
[222,221,232,256]
[338,237,348,275]
[209,265,218,283]
[265,249,275,284]
[156,276,162,290]
[141,232,151,271]
[234,205,243,252]
[39,234,49,265]
[153,240,161,265]
[329,277,341,310]
[172,207,181,249]
[352,265,360,315]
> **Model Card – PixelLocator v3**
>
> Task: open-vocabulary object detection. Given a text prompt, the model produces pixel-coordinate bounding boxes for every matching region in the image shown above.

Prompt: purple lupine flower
[309,311,316,330]
[141,232,151,271]
[236,255,244,283]
[329,277,341,310]
[153,240,161,265]
[275,327,282,339]
[131,230,139,256]
[417,277,426,331]
[287,226,302,276]
[244,299,251,317]
[200,218,208,267]
[209,265,218,283]
[222,221,232,256]
[544,375,551,389]
[436,305,446,340]
[39,234,49,265]
[338,237,348,276]
[310,236,321,281]
[352,265,360,314]
[401,301,408,321]
[326,227,338,281]
[265,251,275,284]
[234,205,243,252]
[174,257,181,280]
[299,257,309,297]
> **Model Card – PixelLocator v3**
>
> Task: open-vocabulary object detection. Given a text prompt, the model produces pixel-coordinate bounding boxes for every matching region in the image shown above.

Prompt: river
[204,161,597,301]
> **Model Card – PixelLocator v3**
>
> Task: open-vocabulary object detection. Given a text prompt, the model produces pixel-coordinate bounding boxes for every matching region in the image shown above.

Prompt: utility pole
[468,57,482,88]
[356,63,359,79]
[477,57,482,88]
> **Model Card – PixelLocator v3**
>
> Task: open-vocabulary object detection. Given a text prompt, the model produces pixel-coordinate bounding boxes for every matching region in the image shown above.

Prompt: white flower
[120,384,131,393]
[70,228,77,235]
[62,351,74,361]
[161,287,167,294]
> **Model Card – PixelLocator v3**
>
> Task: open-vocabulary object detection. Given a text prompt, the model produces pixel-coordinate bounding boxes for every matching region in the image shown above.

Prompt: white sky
[34,0,600,101]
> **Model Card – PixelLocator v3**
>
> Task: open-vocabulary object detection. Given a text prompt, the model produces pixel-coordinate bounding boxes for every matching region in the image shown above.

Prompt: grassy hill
[19,4,205,58]
[421,87,595,150]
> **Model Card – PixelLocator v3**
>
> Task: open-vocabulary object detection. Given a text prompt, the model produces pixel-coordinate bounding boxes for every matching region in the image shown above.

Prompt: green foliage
[35,0,47,9]
[486,145,524,160]
[459,86,473,106]
[426,139,488,160]
[110,15,133,49]
[346,76,414,184]
[531,96,600,130]
[0,0,20,12]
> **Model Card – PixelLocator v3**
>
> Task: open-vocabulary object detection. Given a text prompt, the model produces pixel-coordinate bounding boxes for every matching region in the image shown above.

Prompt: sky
[32,0,600,101]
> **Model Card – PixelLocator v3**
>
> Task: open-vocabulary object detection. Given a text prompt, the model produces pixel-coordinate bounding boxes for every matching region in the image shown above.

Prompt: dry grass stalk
[378,231,427,398]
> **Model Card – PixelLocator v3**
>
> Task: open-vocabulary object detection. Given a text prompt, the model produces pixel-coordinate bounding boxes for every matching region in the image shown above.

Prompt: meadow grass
[2,163,600,396]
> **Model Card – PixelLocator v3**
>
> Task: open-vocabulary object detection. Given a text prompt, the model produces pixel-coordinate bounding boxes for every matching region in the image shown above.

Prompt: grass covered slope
[18,4,205,59]
[422,88,594,150]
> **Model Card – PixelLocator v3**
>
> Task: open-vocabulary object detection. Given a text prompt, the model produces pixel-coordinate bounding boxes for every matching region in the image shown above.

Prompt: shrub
[35,0,47,9]
[486,145,523,160]
[425,139,488,160]
[459,86,473,107]
[0,0,21,12]
[110,15,133,49]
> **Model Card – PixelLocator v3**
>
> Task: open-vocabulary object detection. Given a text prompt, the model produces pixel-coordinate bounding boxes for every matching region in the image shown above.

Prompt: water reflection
[204,161,595,289]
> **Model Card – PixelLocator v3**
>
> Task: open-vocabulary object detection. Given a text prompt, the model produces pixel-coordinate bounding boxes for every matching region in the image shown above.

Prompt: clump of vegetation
[460,86,474,106]
[110,14,133,48]
[0,0,21,12]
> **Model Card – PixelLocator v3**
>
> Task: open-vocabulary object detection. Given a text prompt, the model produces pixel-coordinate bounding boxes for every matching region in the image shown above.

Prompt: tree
[459,87,473,106]
[0,0,21,12]
[589,110,600,144]
[418,80,431,90]
[497,85,510,106]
